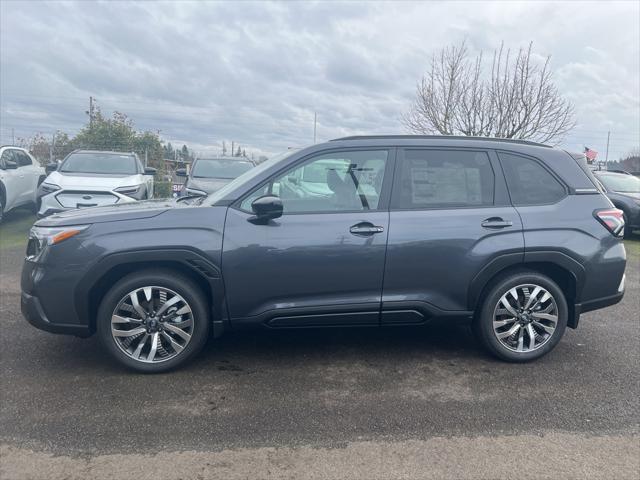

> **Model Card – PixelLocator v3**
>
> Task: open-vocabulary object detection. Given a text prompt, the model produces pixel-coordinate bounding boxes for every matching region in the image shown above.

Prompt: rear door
[14,150,40,204]
[381,148,524,322]
[1,149,19,209]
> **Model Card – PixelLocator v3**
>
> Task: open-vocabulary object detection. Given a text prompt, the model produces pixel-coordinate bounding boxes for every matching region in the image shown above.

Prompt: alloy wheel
[111,286,194,363]
[492,284,558,353]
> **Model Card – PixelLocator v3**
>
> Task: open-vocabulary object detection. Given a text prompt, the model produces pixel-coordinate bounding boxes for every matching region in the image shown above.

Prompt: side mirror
[287,175,299,185]
[250,195,283,223]
[2,160,18,170]
[176,168,187,177]
[45,162,58,173]
[144,167,157,175]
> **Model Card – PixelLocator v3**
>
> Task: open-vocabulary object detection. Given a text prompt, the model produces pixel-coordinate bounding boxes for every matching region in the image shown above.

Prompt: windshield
[205,150,298,205]
[597,173,640,193]
[60,153,138,175]
[192,159,253,179]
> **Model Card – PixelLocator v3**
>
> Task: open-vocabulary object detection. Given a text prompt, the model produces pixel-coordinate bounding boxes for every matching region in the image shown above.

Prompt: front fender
[75,247,228,337]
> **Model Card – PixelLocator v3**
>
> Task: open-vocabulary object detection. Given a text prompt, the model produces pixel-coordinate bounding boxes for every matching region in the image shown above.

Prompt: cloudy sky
[1,0,639,159]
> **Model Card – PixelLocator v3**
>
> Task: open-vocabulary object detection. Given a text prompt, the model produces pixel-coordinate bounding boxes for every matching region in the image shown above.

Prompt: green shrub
[154,181,174,199]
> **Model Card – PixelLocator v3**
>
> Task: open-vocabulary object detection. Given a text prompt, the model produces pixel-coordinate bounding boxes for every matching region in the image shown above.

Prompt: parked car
[22,136,626,372]
[38,150,156,217]
[0,146,45,222]
[594,170,640,234]
[177,156,255,196]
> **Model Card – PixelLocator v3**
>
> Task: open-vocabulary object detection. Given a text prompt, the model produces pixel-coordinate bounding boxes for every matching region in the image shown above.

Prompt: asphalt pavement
[1,212,638,479]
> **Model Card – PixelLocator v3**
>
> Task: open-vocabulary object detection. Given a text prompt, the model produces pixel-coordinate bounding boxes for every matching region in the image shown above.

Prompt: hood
[187,177,232,194]
[36,198,178,227]
[613,191,640,200]
[45,171,143,190]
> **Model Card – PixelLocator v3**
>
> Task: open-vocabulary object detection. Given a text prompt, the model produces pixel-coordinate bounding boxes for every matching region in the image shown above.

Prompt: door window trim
[233,147,397,215]
[390,147,497,212]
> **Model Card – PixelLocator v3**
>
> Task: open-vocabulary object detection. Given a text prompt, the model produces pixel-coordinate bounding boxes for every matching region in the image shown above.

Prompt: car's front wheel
[474,272,568,362]
[97,269,210,372]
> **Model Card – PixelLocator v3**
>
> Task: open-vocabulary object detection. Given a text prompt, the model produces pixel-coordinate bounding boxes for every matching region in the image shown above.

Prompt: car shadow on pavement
[21,320,490,375]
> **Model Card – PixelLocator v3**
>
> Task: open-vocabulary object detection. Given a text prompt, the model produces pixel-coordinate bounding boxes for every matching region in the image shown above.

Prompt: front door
[222,148,393,327]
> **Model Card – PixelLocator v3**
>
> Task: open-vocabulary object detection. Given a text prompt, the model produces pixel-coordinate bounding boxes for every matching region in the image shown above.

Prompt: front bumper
[21,291,91,337]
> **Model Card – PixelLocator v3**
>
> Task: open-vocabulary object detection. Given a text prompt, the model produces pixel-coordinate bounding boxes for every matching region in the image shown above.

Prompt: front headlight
[38,182,61,197]
[26,225,89,259]
[114,184,146,199]
[185,187,207,197]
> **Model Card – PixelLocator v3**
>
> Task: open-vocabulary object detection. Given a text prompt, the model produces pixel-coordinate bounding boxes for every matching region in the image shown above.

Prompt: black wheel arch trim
[467,250,585,328]
[74,247,227,337]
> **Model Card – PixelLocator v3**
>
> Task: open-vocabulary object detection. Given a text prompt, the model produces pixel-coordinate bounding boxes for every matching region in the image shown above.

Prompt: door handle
[481,217,513,229]
[349,222,384,236]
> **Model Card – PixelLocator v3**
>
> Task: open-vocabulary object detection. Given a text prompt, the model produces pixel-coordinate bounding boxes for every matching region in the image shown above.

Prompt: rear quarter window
[498,152,566,206]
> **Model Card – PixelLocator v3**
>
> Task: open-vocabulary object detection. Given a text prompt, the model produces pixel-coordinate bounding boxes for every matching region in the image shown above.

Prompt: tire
[31,197,41,215]
[473,271,568,362]
[96,269,210,373]
[0,196,4,224]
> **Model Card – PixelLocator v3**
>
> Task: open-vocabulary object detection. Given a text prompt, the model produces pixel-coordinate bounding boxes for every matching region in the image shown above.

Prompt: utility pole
[231,141,235,157]
[605,131,610,168]
[50,132,55,163]
[313,112,317,144]
[88,96,95,129]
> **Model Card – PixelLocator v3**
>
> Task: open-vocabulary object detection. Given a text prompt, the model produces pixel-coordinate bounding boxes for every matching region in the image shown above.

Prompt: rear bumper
[571,275,625,328]
[21,291,91,337]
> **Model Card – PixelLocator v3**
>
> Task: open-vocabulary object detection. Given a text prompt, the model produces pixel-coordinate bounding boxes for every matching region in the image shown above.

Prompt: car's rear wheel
[97,269,209,372]
[473,272,568,362]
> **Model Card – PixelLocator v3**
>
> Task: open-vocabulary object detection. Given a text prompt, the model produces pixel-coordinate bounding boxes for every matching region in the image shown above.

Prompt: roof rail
[330,135,551,148]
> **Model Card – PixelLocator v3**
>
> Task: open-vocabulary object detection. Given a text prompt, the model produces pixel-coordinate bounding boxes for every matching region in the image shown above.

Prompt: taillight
[594,208,625,237]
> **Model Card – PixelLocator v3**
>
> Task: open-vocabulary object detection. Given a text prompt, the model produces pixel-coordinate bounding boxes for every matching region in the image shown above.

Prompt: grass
[0,207,36,249]
[625,235,640,260]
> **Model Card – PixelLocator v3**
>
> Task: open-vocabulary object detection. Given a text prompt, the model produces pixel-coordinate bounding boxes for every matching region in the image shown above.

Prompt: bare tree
[403,41,575,145]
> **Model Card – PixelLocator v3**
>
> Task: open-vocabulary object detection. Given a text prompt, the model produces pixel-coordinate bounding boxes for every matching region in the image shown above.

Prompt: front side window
[499,152,566,205]
[240,150,389,213]
[60,153,138,175]
[392,149,494,209]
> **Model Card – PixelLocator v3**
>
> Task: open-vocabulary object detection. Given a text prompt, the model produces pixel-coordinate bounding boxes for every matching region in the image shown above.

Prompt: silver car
[38,150,156,217]
[177,157,255,196]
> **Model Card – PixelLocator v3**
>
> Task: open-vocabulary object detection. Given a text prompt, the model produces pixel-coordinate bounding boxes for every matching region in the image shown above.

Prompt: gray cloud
[1,0,638,159]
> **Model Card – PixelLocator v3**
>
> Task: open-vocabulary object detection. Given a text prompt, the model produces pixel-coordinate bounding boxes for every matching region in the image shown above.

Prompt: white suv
[38,150,156,218]
[0,146,45,222]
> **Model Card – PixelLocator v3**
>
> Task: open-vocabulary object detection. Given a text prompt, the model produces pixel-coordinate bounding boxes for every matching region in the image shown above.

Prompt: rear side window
[392,149,494,209]
[499,152,566,205]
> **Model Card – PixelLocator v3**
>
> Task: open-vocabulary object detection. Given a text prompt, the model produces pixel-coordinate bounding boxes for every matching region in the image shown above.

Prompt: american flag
[584,147,598,162]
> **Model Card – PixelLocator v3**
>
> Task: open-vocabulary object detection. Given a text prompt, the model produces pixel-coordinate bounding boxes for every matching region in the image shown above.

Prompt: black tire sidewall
[475,272,568,362]
[96,269,210,373]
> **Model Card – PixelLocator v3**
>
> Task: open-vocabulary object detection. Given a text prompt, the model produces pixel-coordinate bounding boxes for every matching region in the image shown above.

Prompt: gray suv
[21,136,627,372]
